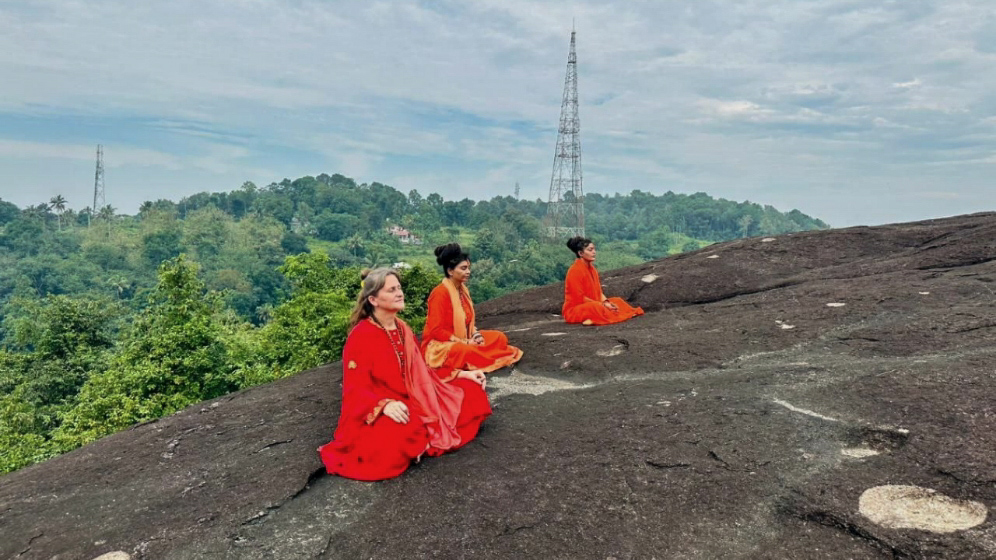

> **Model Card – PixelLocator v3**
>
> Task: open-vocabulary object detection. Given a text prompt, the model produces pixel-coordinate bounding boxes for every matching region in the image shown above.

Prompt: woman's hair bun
[566,236,592,255]
[434,243,463,267]
[360,268,372,280]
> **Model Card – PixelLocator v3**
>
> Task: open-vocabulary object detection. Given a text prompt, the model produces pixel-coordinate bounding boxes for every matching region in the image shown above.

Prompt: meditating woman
[422,243,523,378]
[318,268,492,481]
[563,236,644,326]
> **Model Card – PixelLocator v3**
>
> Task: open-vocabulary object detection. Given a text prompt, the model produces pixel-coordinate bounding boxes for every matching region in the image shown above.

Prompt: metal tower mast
[90,144,105,226]
[514,181,520,200]
[545,29,584,238]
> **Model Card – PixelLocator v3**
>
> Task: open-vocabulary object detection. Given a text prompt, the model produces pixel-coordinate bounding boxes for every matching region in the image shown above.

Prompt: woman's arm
[425,288,470,343]
[340,330,395,424]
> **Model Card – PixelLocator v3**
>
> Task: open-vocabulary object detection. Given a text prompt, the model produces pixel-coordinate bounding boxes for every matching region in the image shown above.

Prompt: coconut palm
[139,201,154,217]
[107,275,131,299]
[98,204,116,221]
[49,195,67,231]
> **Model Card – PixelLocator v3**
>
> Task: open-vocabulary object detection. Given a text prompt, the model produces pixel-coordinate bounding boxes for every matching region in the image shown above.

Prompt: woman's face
[580,242,596,262]
[369,274,405,313]
[449,260,471,283]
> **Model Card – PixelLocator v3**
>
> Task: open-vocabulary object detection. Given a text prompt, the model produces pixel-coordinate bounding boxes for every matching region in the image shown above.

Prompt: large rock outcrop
[3,213,996,559]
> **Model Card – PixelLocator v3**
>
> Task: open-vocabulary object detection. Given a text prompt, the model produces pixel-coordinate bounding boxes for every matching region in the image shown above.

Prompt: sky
[1,1,994,228]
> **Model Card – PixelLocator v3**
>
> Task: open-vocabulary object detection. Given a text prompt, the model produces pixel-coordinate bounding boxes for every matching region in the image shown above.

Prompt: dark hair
[434,243,470,277]
[566,236,593,258]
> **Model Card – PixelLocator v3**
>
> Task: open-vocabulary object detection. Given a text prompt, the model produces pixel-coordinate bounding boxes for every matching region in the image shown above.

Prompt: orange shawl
[423,278,476,368]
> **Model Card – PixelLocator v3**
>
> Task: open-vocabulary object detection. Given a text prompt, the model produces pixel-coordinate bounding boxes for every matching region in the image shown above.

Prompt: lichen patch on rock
[859,485,987,533]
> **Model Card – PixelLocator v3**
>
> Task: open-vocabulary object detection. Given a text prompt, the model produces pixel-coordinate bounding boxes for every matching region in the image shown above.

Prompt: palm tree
[139,201,153,218]
[49,195,67,231]
[98,204,116,221]
[107,275,130,299]
[345,234,365,257]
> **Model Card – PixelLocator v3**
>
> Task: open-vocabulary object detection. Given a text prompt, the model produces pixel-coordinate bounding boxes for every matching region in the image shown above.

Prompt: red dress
[319,319,492,481]
[562,259,644,325]
[422,280,523,378]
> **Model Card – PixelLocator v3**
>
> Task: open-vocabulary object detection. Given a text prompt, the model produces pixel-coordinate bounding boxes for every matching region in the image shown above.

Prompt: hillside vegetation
[0,173,827,474]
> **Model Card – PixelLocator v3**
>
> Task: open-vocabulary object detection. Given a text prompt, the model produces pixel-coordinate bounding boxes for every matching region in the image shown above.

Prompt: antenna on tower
[514,181,520,200]
[545,28,585,239]
[90,144,105,227]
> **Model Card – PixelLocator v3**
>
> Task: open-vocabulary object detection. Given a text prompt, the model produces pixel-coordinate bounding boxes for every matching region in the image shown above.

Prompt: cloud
[893,78,922,89]
[0,139,182,169]
[0,0,995,226]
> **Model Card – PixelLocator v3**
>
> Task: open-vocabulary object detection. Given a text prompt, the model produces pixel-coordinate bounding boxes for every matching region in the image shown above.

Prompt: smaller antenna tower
[90,144,105,226]
[514,181,520,200]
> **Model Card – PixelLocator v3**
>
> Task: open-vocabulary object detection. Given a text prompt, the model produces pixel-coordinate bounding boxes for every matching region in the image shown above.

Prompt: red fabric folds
[319,319,491,481]
[399,320,464,452]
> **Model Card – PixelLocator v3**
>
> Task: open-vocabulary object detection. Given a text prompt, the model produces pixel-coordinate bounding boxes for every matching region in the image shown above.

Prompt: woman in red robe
[421,243,523,378]
[318,268,492,481]
[563,236,644,326]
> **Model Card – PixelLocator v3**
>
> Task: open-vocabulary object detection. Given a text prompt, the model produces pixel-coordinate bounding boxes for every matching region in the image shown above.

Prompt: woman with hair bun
[563,236,644,326]
[422,243,523,378]
[318,267,491,481]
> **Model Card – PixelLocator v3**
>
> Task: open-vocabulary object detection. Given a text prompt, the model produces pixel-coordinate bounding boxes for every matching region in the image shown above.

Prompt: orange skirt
[437,330,523,374]
[563,297,644,326]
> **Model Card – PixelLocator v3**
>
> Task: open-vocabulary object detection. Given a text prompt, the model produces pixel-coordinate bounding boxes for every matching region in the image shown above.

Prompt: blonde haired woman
[318,268,491,481]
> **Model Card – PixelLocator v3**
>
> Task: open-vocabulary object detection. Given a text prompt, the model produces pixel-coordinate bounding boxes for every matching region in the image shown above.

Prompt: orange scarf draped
[397,319,464,451]
[424,278,476,368]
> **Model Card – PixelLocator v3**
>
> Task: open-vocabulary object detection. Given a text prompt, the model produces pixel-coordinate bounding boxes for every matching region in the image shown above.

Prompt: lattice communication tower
[90,144,105,226]
[545,29,584,238]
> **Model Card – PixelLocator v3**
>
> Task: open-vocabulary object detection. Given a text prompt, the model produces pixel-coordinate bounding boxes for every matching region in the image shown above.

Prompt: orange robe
[421,279,523,377]
[319,318,491,481]
[562,258,644,325]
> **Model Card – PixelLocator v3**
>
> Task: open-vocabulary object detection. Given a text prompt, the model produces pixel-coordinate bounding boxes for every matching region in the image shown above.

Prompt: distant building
[388,225,421,245]
[393,261,413,270]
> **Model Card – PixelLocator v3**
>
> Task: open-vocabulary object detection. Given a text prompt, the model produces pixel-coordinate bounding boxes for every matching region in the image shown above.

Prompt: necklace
[370,318,406,372]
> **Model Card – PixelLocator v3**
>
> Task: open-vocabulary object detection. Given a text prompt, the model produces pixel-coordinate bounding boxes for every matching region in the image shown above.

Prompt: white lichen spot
[775,320,796,330]
[772,399,840,422]
[706,254,720,259]
[596,345,626,357]
[919,291,930,295]
[489,370,593,400]
[641,274,659,283]
[842,447,880,458]
[92,553,132,560]
[542,332,567,337]
[761,237,776,242]
[826,302,846,307]
[859,485,988,533]
[507,327,533,333]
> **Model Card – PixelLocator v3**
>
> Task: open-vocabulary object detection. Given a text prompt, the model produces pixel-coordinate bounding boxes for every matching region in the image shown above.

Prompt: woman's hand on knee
[458,369,487,388]
[383,400,410,424]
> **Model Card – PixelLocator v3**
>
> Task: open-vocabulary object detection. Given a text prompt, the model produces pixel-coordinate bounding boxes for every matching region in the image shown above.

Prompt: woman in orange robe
[422,243,523,377]
[318,268,491,481]
[563,236,644,326]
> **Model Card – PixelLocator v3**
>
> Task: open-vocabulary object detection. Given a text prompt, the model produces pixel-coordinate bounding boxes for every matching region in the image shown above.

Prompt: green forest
[0,172,828,474]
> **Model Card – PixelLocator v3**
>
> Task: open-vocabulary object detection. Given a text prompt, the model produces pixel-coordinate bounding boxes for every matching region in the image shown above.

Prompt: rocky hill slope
[3,213,996,559]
